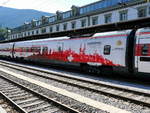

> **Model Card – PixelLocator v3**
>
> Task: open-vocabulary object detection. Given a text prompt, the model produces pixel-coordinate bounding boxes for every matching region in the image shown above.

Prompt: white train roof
[93,30,131,37]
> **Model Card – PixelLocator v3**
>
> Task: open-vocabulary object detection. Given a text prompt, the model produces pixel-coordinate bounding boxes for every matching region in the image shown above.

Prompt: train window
[58,46,62,52]
[43,47,48,53]
[141,44,149,56]
[104,45,111,55]
[37,47,41,52]
[26,47,29,52]
[31,47,34,52]
[23,48,26,52]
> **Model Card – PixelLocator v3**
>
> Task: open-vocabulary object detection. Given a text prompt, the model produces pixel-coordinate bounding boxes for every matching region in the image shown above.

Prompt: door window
[104,45,111,55]
[141,44,149,56]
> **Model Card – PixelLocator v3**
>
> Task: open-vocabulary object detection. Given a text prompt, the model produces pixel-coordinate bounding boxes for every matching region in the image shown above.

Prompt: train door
[12,43,15,58]
[137,38,150,73]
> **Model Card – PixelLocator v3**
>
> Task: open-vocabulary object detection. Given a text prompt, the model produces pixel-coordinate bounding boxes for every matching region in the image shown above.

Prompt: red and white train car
[135,28,150,74]
[0,43,14,58]
[0,28,150,77]
[14,31,129,69]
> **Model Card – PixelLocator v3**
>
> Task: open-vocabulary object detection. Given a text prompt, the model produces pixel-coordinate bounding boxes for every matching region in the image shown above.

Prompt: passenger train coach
[0,28,150,77]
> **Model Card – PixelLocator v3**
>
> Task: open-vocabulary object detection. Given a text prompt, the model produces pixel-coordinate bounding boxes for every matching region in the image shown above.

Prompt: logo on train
[116,40,122,46]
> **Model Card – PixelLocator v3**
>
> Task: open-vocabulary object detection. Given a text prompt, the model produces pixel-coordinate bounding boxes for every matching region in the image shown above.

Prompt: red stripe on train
[135,44,150,56]
[137,32,150,35]
[26,47,121,66]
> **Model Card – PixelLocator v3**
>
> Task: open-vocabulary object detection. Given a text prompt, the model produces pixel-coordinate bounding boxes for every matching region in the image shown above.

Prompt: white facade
[9,1,150,40]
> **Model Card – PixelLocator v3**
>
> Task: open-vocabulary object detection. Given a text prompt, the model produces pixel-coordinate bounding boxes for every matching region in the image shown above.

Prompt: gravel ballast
[0,65,150,113]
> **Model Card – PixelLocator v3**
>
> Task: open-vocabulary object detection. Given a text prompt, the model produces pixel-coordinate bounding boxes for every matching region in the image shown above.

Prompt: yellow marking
[116,40,122,46]
[0,68,131,113]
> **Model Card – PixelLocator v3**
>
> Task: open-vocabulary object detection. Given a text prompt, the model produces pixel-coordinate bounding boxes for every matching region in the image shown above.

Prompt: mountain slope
[0,7,53,28]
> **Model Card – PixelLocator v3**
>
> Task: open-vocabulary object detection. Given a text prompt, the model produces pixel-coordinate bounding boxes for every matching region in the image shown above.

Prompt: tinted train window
[26,47,30,52]
[37,47,41,52]
[141,44,149,55]
[104,45,111,55]
[58,46,62,52]
[43,47,48,53]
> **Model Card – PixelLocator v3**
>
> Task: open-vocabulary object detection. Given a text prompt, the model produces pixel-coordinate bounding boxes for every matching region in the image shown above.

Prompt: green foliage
[0,27,7,40]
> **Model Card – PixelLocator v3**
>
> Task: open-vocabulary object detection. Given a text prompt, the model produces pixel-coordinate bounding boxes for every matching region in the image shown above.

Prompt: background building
[9,0,150,40]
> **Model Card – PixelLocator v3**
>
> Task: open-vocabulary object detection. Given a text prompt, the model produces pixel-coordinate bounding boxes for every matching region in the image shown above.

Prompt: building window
[71,21,76,29]
[24,32,26,37]
[62,11,71,19]
[36,30,39,34]
[63,23,67,30]
[80,0,127,14]
[56,25,59,31]
[49,16,56,23]
[138,6,147,18]
[20,33,23,37]
[119,10,128,21]
[105,14,112,23]
[41,28,46,33]
[28,32,30,36]
[49,27,53,32]
[32,31,34,35]
[92,16,98,25]
[81,19,86,27]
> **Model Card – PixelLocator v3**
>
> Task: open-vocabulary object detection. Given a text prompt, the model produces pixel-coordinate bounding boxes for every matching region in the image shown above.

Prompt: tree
[0,27,7,40]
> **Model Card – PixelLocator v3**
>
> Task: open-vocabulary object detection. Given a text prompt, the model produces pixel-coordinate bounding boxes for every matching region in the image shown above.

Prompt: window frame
[137,6,147,18]
[104,45,111,55]
[71,21,76,29]
[56,25,60,32]
[63,23,68,30]
[81,19,86,27]
[104,13,112,23]
[141,44,149,56]
[119,10,128,21]
[92,16,98,25]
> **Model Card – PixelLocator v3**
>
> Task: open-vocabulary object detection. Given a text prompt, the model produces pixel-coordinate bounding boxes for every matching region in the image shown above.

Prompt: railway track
[0,95,19,113]
[0,70,80,113]
[0,60,150,113]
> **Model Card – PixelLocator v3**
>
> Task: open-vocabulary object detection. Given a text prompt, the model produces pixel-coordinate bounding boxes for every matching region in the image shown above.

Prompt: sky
[0,0,100,13]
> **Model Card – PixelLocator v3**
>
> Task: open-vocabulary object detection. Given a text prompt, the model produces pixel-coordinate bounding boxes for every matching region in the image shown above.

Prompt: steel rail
[0,91,27,113]
[0,69,81,113]
[0,60,150,108]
